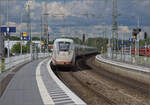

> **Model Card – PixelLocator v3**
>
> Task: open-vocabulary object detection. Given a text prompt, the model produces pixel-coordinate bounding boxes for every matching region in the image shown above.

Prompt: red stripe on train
[52,58,72,63]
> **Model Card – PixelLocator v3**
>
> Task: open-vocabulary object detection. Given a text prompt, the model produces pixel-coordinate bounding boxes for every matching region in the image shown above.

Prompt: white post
[20,38,22,55]
[40,16,42,53]
[121,31,123,62]
[20,13,22,55]
[136,16,140,65]
[123,32,125,62]
[7,0,9,58]
[130,32,132,63]
[108,28,111,58]
[6,0,10,70]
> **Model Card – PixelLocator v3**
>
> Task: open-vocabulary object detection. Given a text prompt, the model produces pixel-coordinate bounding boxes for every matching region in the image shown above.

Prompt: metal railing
[0,53,50,73]
[104,51,150,68]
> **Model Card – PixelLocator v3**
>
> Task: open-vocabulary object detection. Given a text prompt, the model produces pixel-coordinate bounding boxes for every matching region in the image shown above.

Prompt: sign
[22,32,27,37]
[118,41,122,45]
[118,41,127,45]
[1,27,16,32]
[9,27,16,32]
[22,36,30,41]
[1,27,7,32]
[123,41,127,45]
[129,38,135,43]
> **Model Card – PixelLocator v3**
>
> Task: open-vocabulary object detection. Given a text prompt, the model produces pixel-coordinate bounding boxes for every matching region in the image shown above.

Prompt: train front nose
[56,52,73,65]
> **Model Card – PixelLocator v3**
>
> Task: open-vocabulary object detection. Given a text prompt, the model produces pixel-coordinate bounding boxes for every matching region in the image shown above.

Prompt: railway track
[68,72,117,105]
[52,55,150,105]
[54,68,114,105]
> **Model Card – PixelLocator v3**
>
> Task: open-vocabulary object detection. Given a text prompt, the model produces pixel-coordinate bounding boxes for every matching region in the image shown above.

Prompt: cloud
[143,26,150,34]
[118,26,131,33]
[47,2,68,17]
[0,0,149,39]
[17,23,26,32]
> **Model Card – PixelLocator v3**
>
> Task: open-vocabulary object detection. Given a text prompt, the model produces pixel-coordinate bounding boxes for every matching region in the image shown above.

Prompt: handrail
[0,53,50,73]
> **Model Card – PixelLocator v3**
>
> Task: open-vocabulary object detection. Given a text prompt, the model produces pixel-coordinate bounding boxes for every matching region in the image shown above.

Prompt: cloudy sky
[0,0,150,40]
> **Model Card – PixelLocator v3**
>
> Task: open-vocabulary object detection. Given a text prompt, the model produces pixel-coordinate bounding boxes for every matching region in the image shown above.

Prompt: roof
[54,38,74,43]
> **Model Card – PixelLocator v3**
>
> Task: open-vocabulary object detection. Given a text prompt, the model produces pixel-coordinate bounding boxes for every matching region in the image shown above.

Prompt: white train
[51,38,97,67]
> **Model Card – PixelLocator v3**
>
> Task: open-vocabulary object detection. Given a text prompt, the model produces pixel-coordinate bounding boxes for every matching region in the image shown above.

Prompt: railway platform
[0,58,86,105]
[96,54,150,85]
[96,54,150,73]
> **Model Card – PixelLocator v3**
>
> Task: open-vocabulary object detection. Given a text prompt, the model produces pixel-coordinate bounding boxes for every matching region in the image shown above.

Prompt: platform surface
[0,59,86,105]
[96,55,150,73]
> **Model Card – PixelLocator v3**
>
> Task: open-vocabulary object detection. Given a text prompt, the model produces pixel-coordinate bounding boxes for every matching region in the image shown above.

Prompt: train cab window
[58,42,70,51]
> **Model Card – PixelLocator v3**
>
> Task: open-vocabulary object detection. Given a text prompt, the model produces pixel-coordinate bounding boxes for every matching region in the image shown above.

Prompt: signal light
[132,28,142,39]
[144,32,147,40]
[83,34,85,43]
[132,29,137,39]
[137,28,141,32]
[132,35,136,39]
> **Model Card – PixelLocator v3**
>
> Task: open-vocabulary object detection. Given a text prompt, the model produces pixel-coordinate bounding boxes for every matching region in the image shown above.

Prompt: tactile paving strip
[40,60,75,105]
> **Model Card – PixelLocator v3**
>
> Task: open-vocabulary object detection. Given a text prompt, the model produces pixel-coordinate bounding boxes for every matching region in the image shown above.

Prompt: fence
[104,51,150,68]
[0,53,50,73]
[38,53,50,58]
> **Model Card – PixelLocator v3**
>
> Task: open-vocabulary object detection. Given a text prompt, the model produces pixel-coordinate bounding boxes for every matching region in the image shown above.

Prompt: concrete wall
[95,57,150,85]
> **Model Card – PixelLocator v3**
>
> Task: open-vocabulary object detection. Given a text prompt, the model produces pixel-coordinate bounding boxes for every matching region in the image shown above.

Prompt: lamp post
[26,0,32,59]
[7,0,10,58]
[107,26,111,58]
[20,13,23,55]
[40,16,43,53]
[112,0,118,59]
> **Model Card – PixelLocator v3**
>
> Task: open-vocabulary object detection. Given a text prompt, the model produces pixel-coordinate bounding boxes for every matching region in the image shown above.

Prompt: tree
[25,41,30,53]
[11,42,30,54]
[32,37,40,40]
[7,36,20,40]
[11,42,21,54]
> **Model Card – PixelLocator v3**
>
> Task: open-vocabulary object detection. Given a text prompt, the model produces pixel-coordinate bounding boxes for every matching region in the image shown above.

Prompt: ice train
[51,38,97,67]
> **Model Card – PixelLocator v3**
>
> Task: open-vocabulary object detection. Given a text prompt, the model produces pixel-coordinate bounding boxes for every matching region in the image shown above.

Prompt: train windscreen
[58,42,70,51]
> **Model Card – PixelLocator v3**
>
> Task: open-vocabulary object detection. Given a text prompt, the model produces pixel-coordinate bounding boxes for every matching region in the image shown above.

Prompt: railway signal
[132,28,137,39]
[82,33,85,43]
[132,28,141,40]
[144,32,147,40]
